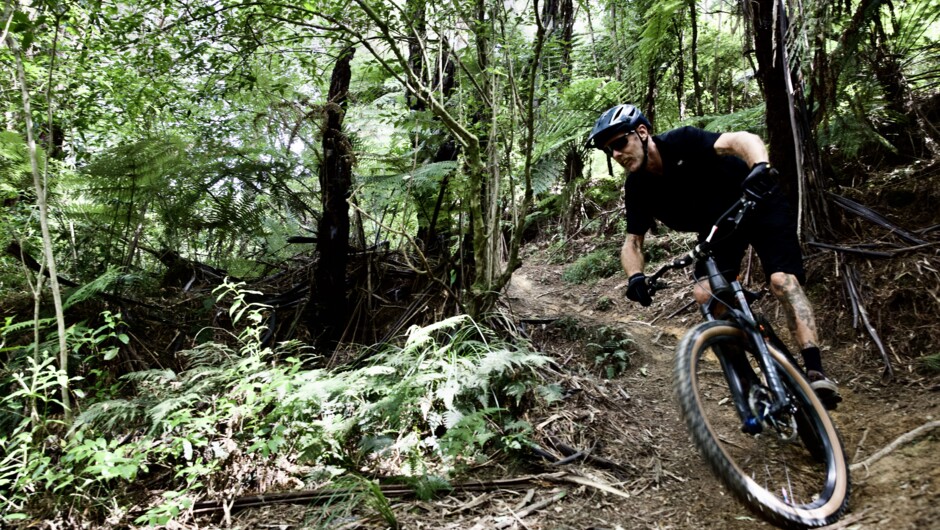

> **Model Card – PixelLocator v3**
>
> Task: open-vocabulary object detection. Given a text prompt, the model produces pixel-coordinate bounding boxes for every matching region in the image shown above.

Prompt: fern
[63,267,129,309]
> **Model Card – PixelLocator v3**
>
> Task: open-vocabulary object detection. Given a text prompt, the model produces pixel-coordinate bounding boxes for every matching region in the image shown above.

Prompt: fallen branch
[843,263,894,381]
[807,241,894,259]
[188,472,577,515]
[850,420,940,473]
[494,490,567,529]
[553,473,632,499]
[828,193,926,245]
[808,240,939,258]
[651,300,696,325]
[547,436,633,473]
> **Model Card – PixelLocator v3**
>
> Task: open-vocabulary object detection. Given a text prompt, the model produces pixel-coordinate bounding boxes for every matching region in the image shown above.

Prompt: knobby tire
[674,320,850,529]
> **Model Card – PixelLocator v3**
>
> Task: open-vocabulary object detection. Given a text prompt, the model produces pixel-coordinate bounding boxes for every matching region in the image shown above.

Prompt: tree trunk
[406,0,427,112]
[644,63,659,129]
[689,0,704,116]
[750,0,831,240]
[7,33,72,421]
[749,0,798,195]
[310,46,355,350]
[674,21,686,121]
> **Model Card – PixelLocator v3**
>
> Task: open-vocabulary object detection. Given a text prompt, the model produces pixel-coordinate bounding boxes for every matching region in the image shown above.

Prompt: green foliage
[697,105,767,135]
[0,353,75,520]
[562,246,621,284]
[1,281,551,525]
[0,132,33,197]
[922,353,940,373]
[543,319,636,378]
[586,326,636,379]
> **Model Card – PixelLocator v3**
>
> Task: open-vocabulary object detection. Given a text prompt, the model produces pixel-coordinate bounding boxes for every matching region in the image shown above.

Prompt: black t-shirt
[624,126,749,236]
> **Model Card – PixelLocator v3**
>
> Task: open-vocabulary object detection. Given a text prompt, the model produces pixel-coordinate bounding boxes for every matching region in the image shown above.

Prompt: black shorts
[693,192,805,285]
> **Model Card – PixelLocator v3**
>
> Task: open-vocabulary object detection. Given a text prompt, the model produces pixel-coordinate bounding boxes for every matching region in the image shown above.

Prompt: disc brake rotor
[748,386,798,442]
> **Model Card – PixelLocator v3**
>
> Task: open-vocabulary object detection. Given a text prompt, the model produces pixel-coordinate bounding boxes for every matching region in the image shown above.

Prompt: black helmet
[587,104,651,149]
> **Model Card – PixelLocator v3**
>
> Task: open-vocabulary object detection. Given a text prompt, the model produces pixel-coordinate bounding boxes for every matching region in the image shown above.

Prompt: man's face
[604,128,646,172]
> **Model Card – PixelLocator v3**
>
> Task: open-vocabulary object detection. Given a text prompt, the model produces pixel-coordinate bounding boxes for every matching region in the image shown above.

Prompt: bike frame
[648,198,793,432]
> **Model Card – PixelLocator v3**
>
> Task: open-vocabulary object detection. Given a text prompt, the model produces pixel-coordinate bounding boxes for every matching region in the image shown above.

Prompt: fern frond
[64,267,128,308]
[73,399,145,432]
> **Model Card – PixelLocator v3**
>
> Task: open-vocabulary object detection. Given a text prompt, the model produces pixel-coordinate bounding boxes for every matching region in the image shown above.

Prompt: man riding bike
[588,103,841,408]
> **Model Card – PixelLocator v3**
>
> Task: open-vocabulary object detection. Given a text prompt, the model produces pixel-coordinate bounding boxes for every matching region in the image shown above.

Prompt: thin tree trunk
[644,63,659,129]
[674,21,686,121]
[7,33,71,420]
[609,3,622,81]
[748,0,798,194]
[584,2,600,76]
[310,46,355,350]
[689,0,703,116]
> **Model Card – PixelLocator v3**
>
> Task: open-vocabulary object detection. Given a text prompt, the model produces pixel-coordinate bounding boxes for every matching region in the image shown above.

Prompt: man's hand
[742,162,779,202]
[626,273,653,307]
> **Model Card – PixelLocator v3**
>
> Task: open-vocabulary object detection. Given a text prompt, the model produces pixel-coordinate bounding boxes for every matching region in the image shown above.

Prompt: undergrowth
[562,246,621,284]
[0,280,553,526]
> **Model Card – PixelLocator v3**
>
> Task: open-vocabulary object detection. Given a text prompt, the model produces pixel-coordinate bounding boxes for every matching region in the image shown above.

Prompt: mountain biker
[588,103,841,408]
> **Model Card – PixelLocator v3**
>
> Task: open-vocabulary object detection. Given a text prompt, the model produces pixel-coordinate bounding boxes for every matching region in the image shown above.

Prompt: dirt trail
[466,259,940,530]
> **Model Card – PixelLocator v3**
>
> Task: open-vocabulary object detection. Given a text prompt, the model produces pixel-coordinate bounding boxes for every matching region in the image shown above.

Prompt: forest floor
[375,159,940,530]
[378,237,938,530]
[233,241,940,530]
[478,254,940,530]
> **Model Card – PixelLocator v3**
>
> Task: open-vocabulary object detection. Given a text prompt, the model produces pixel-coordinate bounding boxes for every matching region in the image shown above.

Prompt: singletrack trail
[444,258,939,530]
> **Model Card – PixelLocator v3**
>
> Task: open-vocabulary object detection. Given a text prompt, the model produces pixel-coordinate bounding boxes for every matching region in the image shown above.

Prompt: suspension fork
[713,344,763,434]
[731,285,792,416]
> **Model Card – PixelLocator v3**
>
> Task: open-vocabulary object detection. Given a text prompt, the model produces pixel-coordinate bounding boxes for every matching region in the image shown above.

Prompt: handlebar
[643,196,756,295]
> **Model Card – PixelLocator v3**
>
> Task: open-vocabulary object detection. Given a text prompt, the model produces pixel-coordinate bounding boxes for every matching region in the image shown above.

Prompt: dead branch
[850,420,940,473]
[494,490,567,529]
[843,262,894,381]
[546,436,633,473]
[828,193,927,245]
[807,241,894,259]
[189,472,570,514]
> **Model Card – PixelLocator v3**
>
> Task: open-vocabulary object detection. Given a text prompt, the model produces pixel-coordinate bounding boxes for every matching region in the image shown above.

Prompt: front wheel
[674,320,849,529]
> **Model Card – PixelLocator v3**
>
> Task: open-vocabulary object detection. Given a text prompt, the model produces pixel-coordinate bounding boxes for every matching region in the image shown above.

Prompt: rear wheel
[675,320,849,528]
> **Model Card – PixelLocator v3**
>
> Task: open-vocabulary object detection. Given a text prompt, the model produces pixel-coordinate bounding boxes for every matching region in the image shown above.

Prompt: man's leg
[768,272,817,352]
[768,271,841,407]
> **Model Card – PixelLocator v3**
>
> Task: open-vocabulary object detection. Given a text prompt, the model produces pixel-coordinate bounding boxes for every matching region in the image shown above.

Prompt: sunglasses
[603,132,632,154]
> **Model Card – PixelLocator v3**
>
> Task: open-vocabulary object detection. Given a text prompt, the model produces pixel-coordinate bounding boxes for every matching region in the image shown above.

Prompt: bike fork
[714,346,763,434]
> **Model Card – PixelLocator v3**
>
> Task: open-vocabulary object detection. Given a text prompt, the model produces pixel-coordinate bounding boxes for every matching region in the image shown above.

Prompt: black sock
[801,346,823,374]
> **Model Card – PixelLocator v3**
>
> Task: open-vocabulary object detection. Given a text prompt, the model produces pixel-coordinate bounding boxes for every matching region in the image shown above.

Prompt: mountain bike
[644,196,850,529]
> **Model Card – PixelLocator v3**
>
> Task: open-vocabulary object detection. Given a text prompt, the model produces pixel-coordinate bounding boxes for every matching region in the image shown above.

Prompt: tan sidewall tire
[674,320,850,529]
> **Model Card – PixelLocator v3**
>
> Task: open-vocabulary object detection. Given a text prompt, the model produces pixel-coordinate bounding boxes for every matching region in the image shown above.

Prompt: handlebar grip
[647,279,668,295]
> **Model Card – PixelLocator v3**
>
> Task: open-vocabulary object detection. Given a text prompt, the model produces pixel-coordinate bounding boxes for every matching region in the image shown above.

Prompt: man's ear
[636,124,649,140]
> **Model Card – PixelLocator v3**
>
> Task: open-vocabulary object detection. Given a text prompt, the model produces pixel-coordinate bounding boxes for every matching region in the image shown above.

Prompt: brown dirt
[384,249,939,530]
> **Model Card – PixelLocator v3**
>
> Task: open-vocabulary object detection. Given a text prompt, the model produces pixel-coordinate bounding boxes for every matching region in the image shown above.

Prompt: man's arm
[714,131,769,167]
[621,233,645,277]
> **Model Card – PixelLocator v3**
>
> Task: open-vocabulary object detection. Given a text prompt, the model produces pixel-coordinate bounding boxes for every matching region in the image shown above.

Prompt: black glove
[626,273,653,307]
[742,162,780,202]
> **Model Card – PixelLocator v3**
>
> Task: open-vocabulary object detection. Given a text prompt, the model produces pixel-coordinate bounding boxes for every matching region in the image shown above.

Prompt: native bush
[0,280,551,526]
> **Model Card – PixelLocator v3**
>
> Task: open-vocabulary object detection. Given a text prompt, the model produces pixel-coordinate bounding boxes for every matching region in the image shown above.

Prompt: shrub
[0,280,553,526]
[562,247,621,284]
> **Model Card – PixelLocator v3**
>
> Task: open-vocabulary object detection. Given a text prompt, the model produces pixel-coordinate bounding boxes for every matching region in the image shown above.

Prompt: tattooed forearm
[769,273,819,349]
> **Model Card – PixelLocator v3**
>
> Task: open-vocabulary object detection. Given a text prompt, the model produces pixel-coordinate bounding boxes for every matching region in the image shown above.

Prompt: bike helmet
[587,104,651,149]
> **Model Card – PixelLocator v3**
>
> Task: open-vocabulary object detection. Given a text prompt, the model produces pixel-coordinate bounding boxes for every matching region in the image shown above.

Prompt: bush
[0,280,554,526]
[562,247,621,284]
